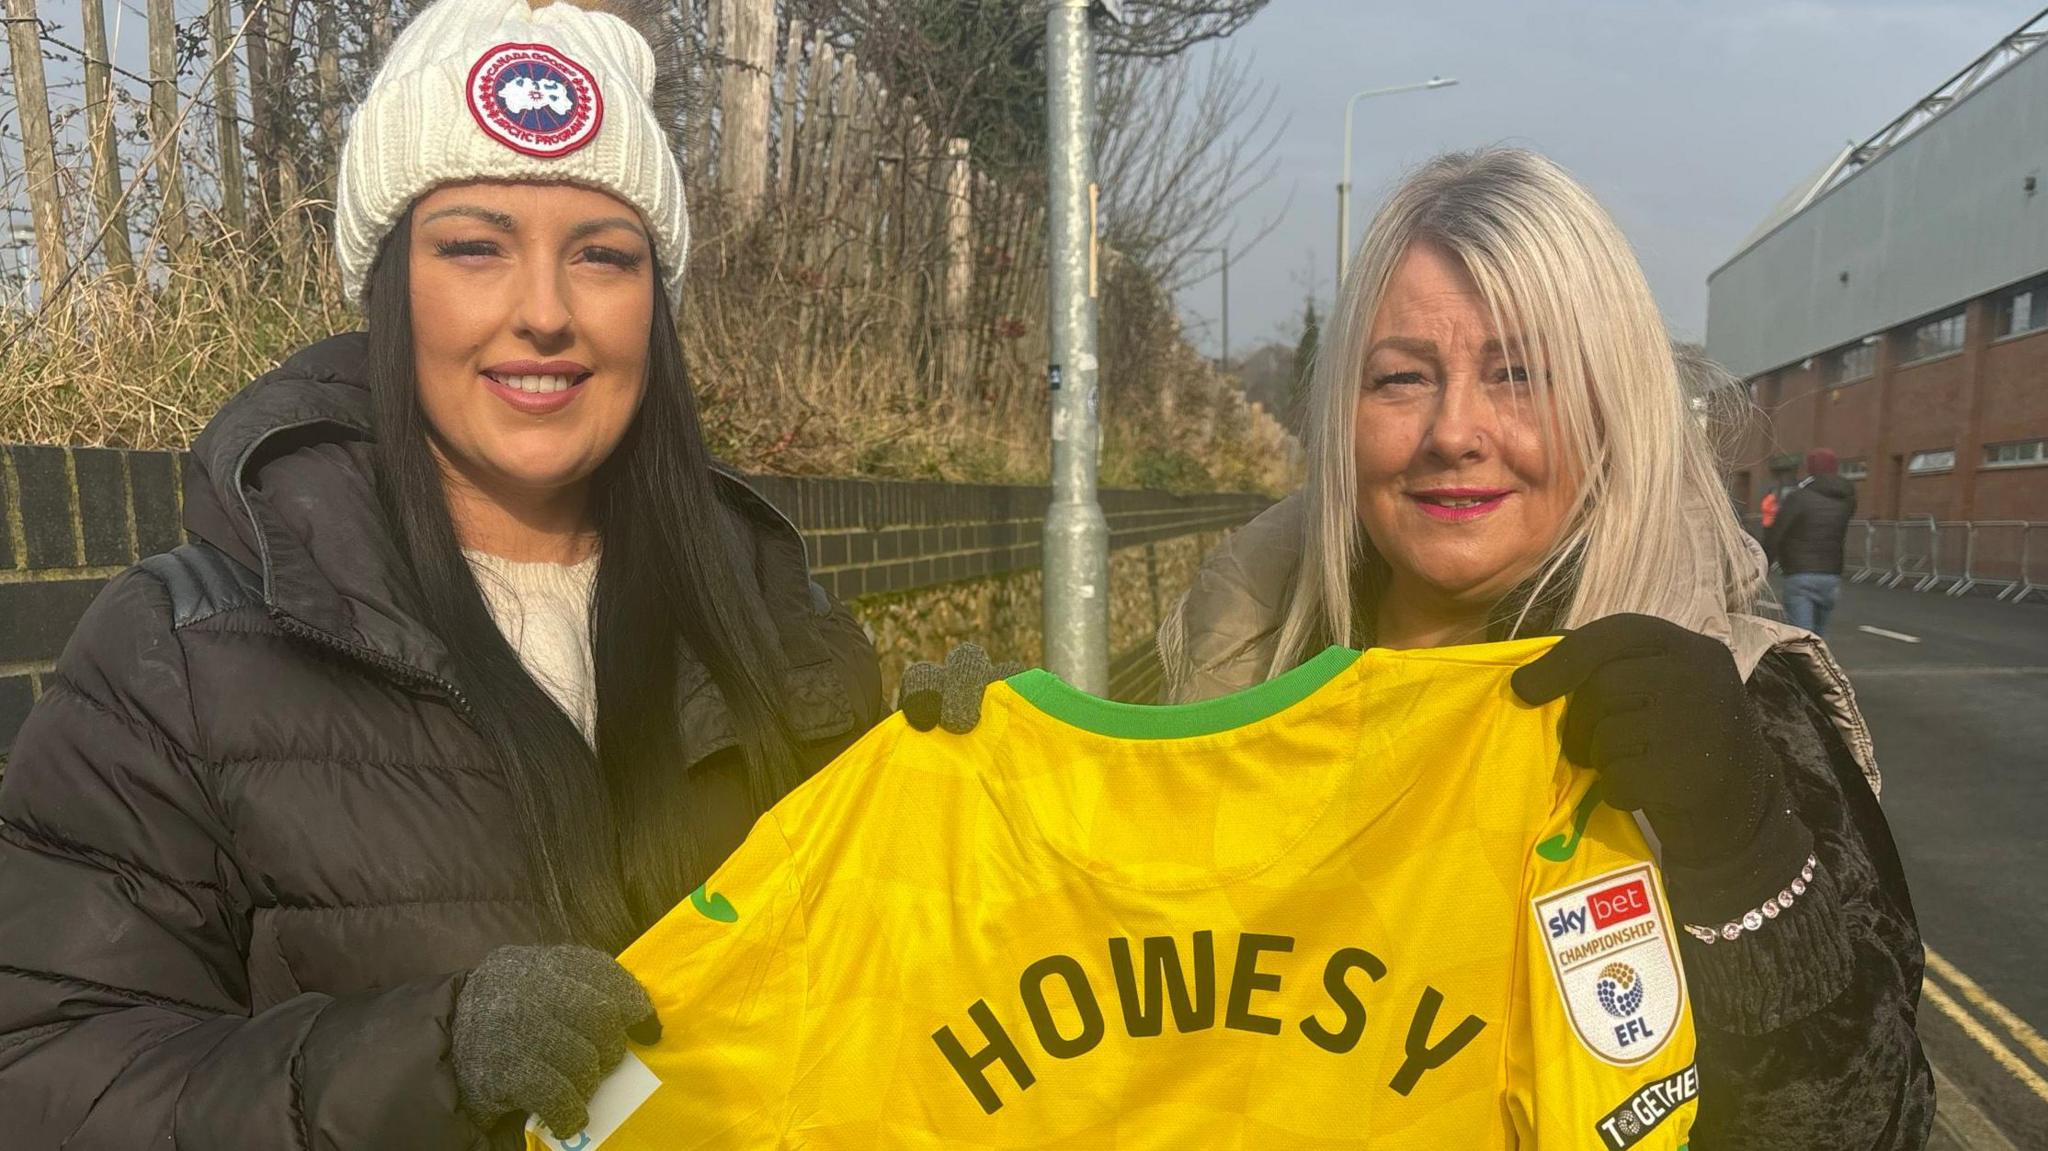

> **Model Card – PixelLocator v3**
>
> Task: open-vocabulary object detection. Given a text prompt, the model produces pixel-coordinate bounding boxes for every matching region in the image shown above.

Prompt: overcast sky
[4,1,2035,356]
[1174,0,2037,360]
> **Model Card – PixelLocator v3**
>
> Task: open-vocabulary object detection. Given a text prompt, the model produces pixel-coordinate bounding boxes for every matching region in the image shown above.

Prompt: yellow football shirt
[531,638,1697,1150]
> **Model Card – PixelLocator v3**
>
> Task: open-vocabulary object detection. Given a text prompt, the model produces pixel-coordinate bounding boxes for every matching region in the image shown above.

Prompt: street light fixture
[1336,76,1458,289]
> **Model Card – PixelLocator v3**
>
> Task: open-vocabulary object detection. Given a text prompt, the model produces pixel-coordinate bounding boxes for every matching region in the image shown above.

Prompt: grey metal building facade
[1707,10,2048,528]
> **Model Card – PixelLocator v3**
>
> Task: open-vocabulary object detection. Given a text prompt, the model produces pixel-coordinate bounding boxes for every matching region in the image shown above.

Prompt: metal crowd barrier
[2011,523,2047,604]
[1843,521,1875,582]
[1925,521,1970,594]
[1737,512,2043,602]
[1855,521,1896,584]
[1951,521,2026,599]
[1841,519,2046,604]
[1883,517,1936,589]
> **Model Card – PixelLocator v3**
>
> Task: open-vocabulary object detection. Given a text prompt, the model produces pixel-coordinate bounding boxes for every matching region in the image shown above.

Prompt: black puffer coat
[0,334,883,1149]
[1765,474,1859,575]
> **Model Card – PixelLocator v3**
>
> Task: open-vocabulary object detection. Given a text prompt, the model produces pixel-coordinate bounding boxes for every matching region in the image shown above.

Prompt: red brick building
[1708,15,2048,526]
[1731,279,2048,523]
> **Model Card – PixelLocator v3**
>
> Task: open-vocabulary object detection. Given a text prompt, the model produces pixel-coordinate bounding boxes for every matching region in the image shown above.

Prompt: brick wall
[0,445,1271,754]
[1734,296,2048,523]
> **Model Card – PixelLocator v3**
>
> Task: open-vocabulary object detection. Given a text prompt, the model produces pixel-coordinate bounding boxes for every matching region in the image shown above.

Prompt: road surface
[1804,581,2048,1149]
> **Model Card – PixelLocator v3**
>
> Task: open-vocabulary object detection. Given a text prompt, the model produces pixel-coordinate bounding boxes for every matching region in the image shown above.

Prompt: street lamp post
[1042,0,1120,693]
[1336,76,1458,289]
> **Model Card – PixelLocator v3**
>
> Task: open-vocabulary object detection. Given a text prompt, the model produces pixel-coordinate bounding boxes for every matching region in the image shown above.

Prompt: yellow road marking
[1926,946,2048,1068]
[1922,980,2048,1106]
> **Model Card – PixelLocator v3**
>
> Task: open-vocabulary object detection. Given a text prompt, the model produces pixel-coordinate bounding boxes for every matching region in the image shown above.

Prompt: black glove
[453,944,662,1138]
[897,644,1024,734]
[1510,614,1813,919]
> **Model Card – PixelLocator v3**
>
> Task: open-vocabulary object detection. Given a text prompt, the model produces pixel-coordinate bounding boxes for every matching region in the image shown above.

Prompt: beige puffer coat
[1157,492,1881,795]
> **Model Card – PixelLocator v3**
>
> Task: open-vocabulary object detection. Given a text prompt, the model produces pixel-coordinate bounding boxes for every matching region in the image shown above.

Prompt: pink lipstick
[1409,487,1511,522]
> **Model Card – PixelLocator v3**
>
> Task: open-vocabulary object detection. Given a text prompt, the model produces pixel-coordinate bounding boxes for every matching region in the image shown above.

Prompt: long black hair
[365,211,799,951]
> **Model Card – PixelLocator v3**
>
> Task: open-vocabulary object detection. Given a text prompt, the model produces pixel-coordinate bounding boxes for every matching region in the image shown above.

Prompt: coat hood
[1804,473,1857,503]
[184,332,459,683]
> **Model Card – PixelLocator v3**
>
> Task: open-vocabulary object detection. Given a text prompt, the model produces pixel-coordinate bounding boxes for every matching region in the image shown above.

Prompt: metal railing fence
[1743,516,2046,604]
[1840,519,2046,604]
[1884,518,1937,590]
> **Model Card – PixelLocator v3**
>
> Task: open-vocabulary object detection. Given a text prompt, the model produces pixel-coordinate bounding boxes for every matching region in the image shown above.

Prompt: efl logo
[1588,879,1651,930]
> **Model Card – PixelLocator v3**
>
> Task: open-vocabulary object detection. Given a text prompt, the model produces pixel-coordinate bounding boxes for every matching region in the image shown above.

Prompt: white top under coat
[463,548,600,743]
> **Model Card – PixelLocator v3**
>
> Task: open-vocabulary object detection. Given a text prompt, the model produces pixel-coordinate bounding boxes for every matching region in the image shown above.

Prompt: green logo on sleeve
[1536,783,1604,863]
[690,883,739,923]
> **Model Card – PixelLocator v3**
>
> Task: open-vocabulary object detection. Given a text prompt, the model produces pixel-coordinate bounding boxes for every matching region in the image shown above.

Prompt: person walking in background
[1766,448,1858,636]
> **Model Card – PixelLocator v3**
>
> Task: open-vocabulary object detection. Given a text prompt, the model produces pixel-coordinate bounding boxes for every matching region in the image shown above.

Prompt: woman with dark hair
[0,1,881,1146]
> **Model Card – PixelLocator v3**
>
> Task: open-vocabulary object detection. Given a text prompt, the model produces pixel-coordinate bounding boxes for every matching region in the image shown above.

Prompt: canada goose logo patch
[467,43,603,158]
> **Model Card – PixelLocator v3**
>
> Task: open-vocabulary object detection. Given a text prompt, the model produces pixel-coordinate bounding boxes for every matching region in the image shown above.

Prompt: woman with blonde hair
[1158,147,1931,1147]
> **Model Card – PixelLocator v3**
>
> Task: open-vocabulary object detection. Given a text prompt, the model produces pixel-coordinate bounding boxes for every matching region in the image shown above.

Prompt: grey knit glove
[898,644,1024,734]
[453,944,661,1139]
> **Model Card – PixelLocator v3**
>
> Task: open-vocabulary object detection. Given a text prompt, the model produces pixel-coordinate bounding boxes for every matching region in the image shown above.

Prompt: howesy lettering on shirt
[930,931,1488,1115]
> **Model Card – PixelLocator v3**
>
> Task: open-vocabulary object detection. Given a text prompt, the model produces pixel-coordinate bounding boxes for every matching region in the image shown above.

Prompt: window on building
[1896,310,1966,363]
[1997,275,2048,338]
[1906,448,1956,474]
[1982,439,2046,468]
[1839,458,1870,481]
[1819,338,1878,386]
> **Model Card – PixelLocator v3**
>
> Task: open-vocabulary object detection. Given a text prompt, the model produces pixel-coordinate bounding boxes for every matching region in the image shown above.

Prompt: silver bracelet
[1682,855,1818,945]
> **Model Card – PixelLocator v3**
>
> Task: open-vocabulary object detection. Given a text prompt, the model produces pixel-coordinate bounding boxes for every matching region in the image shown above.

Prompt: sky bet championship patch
[467,42,604,158]
[1532,862,1686,1066]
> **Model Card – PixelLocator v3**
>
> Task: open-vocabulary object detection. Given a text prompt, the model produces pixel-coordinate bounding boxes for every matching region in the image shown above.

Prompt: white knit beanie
[334,0,690,302]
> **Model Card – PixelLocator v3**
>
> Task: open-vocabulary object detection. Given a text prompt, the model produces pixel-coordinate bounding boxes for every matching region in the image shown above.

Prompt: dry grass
[1,230,352,450]
[678,215,1054,483]
[1,211,1293,493]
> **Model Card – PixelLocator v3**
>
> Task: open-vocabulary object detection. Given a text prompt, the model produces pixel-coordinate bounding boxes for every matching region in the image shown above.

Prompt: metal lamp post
[1042,0,1121,693]
[1336,76,1458,289]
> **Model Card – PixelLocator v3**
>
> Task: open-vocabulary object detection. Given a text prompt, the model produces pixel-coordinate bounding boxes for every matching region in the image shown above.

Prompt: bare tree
[244,0,308,271]
[212,0,251,234]
[781,0,1274,185]
[147,0,190,257]
[244,0,281,229]
[6,0,70,299]
[79,0,136,280]
[1100,0,1269,60]
[317,0,341,194]
[1095,47,1285,289]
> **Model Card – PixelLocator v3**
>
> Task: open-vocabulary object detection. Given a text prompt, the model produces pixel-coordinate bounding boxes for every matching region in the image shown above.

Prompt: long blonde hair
[1272,147,1756,671]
